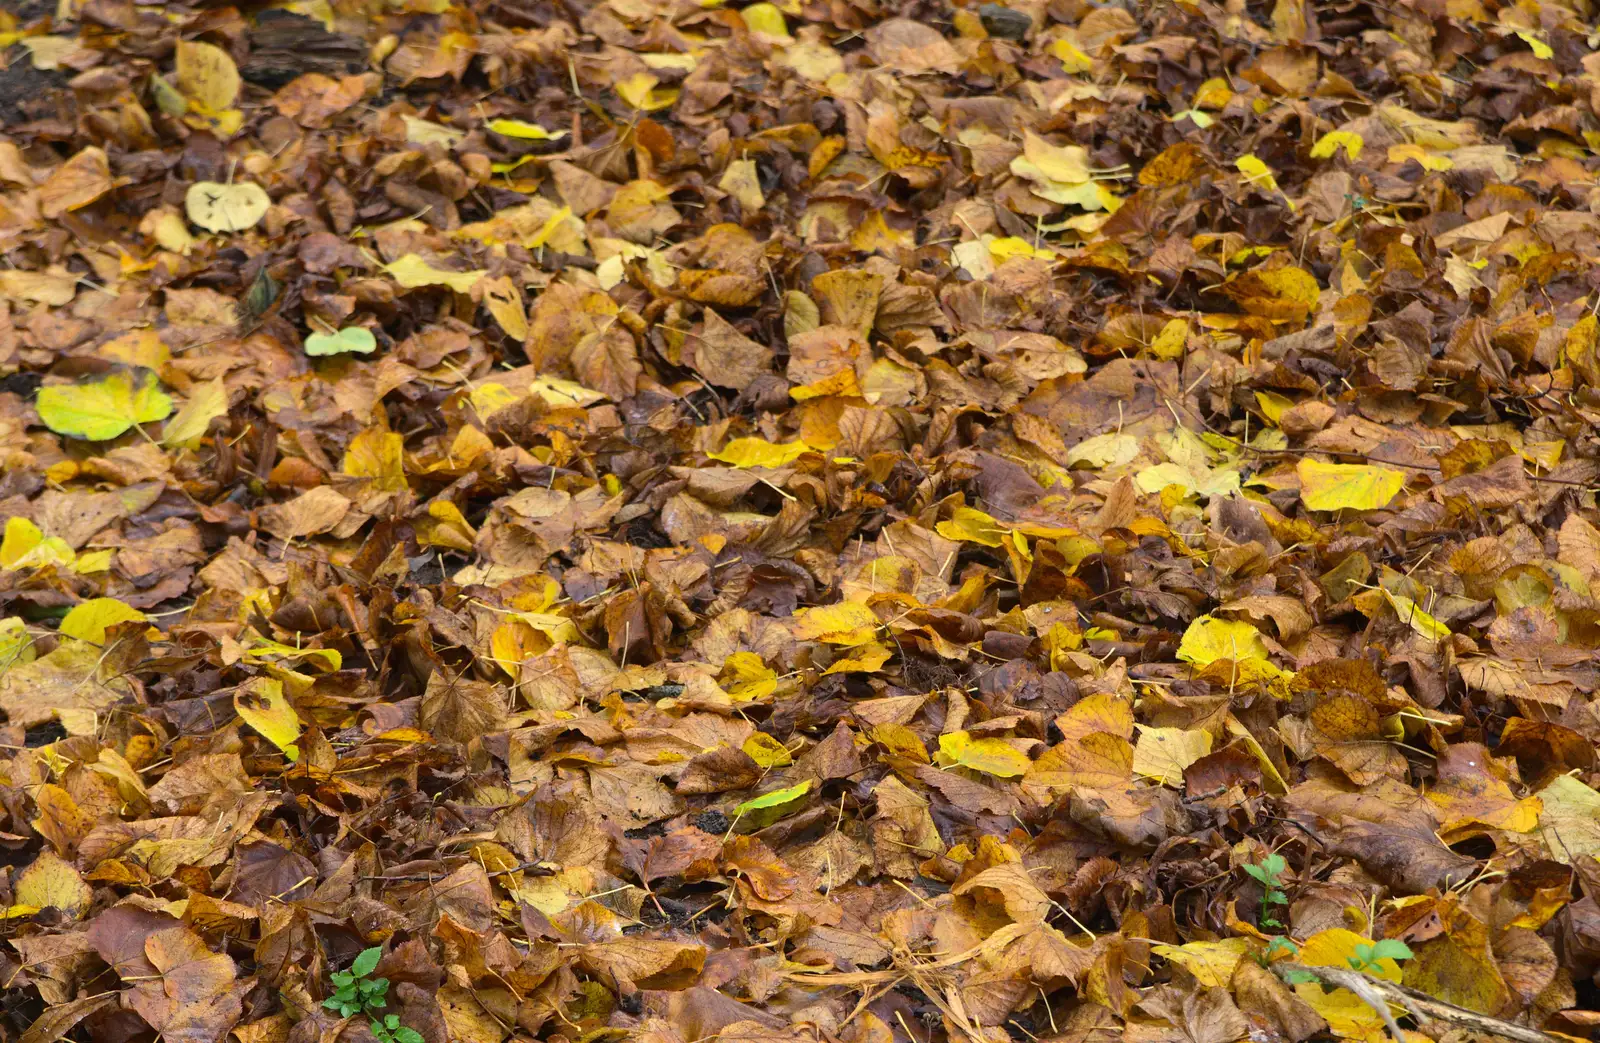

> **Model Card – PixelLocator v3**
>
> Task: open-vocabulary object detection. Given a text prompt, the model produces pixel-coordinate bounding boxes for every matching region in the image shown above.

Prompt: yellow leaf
[1310,130,1364,160]
[988,236,1057,263]
[37,371,174,441]
[710,437,811,468]
[1132,726,1213,785]
[1255,390,1293,424]
[870,723,929,762]
[1148,318,1189,360]
[175,40,240,113]
[1020,131,1091,184]
[1299,928,1404,982]
[742,732,793,767]
[343,429,407,492]
[1235,154,1278,191]
[386,254,486,293]
[486,118,567,140]
[1293,981,1390,1043]
[793,601,880,645]
[1296,459,1406,511]
[13,850,92,920]
[523,375,605,410]
[1050,37,1093,73]
[234,677,301,761]
[184,181,270,233]
[720,651,778,701]
[0,518,68,570]
[938,731,1033,777]
[1178,615,1269,666]
[936,505,1007,547]
[1514,30,1553,60]
[162,376,228,448]
[1535,775,1600,864]
[615,72,679,112]
[1151,938,1253,987]
[417,501,477,552]
[1387,144,1453,171]
[59,598,148,645]
[822,642,893,674]
[740,2,791,38]
[1192,78,1233,110]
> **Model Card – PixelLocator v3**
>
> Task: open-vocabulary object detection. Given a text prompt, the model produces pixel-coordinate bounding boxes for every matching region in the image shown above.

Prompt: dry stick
[1271,963,1562,1043]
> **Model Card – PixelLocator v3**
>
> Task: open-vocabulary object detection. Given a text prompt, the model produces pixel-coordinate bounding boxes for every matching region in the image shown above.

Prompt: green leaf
[1366,939,1413,962]
[393,1028,425,1043]
[304,327,378,357]
[351,946,382,978]
[36,371,174,441]
[384,1015,400,1030]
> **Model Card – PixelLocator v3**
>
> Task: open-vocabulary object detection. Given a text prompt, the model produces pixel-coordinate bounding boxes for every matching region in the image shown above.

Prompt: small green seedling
[324,947,423,1043]
[1243,852,1289,928]
[1348,939,1413,974]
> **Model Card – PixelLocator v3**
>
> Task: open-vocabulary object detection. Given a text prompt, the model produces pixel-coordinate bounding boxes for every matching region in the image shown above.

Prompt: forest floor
[2,1,1600,1043]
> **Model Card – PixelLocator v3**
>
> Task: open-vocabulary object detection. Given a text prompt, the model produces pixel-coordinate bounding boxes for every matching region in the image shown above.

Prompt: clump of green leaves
[324,947,423,1043]
[1243,853,1289,929]
[1349,939,1413,974]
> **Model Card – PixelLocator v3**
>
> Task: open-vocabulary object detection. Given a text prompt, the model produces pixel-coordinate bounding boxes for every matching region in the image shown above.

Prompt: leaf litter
[0,2,1599,1043]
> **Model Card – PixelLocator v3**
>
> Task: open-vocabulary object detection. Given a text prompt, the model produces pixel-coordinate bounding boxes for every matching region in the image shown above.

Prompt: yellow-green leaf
[0,617,34,669]
[938,731,1032,777]
[733,779,811,829]
[304,327,377,356]
[234,677,302,761]
[37,371,174,441]
[59,598,148,645]
[1383,591,1451,640]
[1297,459,1406,511]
